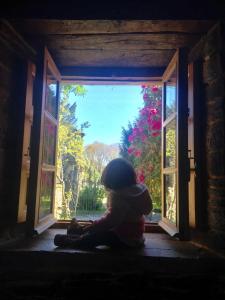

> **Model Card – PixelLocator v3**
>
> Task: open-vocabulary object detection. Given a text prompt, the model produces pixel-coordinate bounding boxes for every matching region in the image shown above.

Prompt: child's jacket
[91,183,153,247]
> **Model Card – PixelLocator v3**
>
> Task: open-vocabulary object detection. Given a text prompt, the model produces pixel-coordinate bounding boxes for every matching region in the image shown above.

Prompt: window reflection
[165,119,176,167]
[46,66,58,118]
[39,171,54,219]
[165,68,176,119]
[42,117,56,165]
[165,173,176,224]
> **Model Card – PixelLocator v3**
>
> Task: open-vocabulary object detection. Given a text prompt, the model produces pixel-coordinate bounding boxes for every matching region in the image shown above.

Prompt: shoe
[54,234,80,247]
[67,218,84,235]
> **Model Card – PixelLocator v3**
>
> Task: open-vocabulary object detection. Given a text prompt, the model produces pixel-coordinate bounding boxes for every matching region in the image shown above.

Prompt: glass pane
[165,68,177,119]
[42,117,57,165]
[39,171,54,219]
[45,66,58,118]
[164,173,176,224]
[165,118,176,167]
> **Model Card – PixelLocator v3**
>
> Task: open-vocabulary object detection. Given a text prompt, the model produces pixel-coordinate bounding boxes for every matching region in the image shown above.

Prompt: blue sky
[70,85,143,145]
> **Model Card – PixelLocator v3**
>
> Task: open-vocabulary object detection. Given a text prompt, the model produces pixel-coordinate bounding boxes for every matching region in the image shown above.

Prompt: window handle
[188,150,196,182]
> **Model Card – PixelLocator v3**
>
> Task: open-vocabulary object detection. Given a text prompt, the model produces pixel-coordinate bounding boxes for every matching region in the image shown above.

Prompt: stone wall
[205,24,225,243]
[190,22,225,244]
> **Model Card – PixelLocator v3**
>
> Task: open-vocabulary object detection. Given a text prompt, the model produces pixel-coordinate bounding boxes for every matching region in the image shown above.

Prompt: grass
[74,209,106,221]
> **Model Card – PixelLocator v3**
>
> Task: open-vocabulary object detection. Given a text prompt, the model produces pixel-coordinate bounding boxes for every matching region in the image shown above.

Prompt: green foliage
[56,84,89,219]
[77,142,118,214]
[58,84,89,169]
[56,86,118,220]
[78,185,105,211]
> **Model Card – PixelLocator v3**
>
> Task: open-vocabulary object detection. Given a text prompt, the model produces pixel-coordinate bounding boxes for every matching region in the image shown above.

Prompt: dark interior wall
[0,32,24,228]
[189,22,225,244]
[0,21,35,229]
[1,0,225,19]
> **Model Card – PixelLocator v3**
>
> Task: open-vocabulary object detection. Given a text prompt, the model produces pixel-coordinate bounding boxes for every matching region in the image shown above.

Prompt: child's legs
[73,231,128,249]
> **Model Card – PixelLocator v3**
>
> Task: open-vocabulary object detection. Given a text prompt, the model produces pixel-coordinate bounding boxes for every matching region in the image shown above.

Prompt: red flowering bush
[120,85,162,210]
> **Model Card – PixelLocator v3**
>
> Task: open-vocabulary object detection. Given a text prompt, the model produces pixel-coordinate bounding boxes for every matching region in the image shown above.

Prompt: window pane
[42,117,57,165]
[39,171,54,219]
[165,118,176,167]
[45,66,58,118]
[164,173,176,224]
[165,68,177,119]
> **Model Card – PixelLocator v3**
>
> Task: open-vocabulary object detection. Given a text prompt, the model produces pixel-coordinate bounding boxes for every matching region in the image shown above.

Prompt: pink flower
[149,108,157,115]
[141,84,147,89]
[141,134,147,142]
[137,170,145,183]
[152,121,161,130]
[137,120,144,126]
[128,135,134,142]
[143,93,149,101]
[147,116,153,125]
[134,150,142,157]
[138,174,145,183]
[151,85,159,93]
[127,147,133,154]
[140,107,147,115]
[132,128,139,136]
[152,131,160,137]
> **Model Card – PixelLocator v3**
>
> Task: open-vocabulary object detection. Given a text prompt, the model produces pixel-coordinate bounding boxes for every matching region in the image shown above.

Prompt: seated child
[54,158,153,249]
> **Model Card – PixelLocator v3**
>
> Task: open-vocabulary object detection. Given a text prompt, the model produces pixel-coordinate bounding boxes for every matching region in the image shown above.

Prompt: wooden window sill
[51,220,165,233]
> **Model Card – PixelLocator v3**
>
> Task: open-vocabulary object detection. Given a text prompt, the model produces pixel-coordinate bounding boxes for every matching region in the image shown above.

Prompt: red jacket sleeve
[87,193,128,233]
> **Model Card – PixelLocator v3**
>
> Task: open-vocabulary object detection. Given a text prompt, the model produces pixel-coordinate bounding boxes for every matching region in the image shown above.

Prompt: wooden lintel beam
[11,20,215,35]
[59,66,165,78]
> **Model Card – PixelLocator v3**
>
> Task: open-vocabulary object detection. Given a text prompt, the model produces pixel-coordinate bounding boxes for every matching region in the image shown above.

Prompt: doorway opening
[55,83,162,223]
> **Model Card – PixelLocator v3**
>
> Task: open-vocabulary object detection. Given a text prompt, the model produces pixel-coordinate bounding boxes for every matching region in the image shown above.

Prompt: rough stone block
[204,23,224,57]
[208,185,225,208]
[206,79,225,100]
[206,121,225,150]
[207,150,225,176]
[208,186,225,199]
[203,53,224,83]
[207,99,225,123]
[208,196,225,209]
[208,178,225,188]
[208,207,225,231]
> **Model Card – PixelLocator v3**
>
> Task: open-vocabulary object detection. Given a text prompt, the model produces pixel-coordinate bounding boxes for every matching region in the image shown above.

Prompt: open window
[159,49,189,239]
[26,46,190,238]
[27,48,61,234]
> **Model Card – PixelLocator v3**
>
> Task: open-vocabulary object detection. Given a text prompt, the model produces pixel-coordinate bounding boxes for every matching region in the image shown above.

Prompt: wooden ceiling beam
[29,33,201,51]
[12,20,215,35]
[52,49,175,67]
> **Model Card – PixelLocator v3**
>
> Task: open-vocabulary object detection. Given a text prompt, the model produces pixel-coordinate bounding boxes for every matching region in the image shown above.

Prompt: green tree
[77,142,119,214]
[56,84,89,219]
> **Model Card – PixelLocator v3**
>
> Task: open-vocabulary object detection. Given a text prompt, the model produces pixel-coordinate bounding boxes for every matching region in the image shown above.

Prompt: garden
[55,84,162,222]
